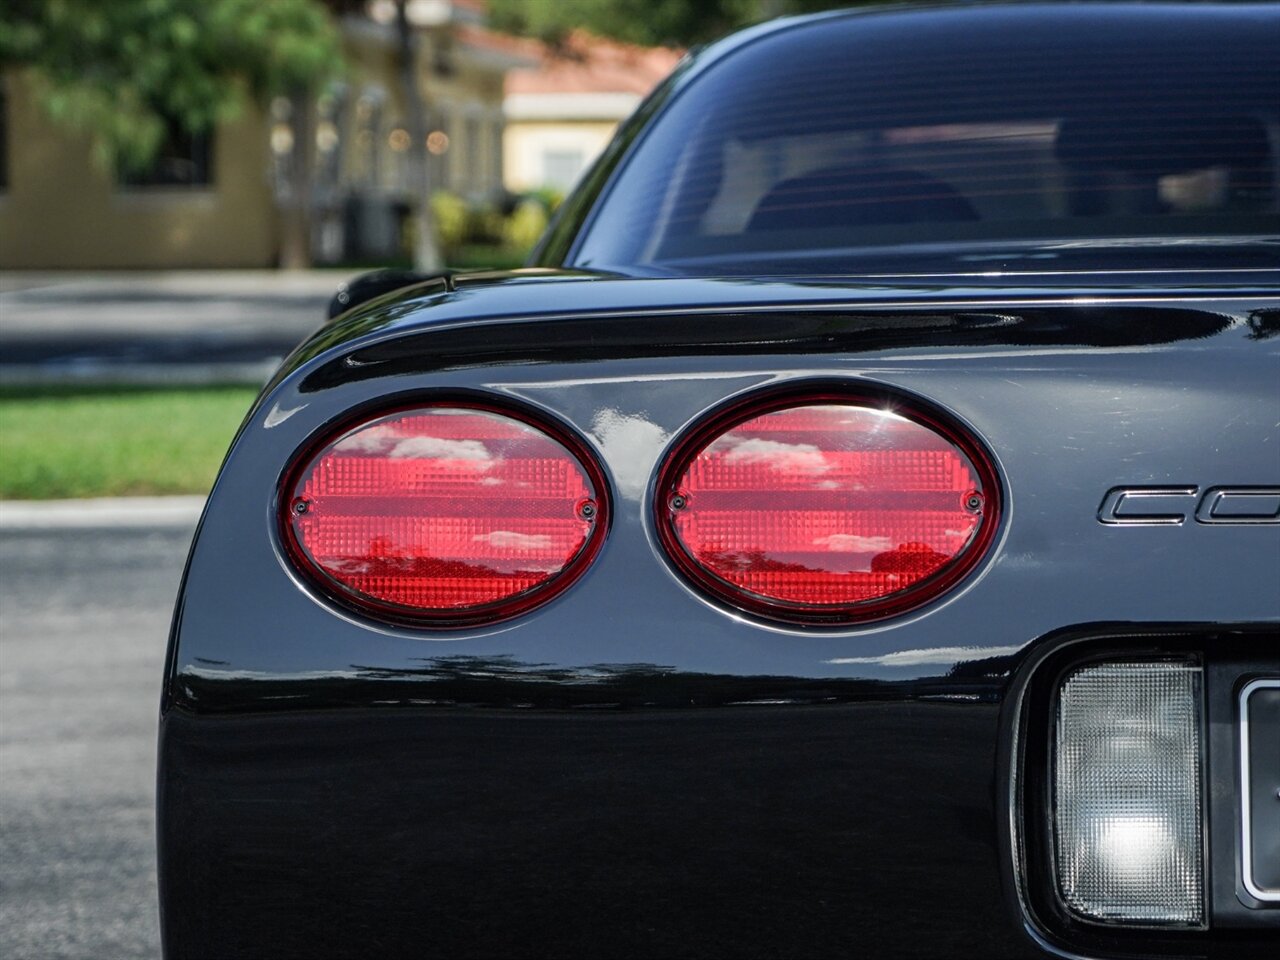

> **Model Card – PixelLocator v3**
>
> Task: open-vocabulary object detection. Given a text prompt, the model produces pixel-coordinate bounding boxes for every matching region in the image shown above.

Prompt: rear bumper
[158,626,1280,959]
[160,698,1029,958]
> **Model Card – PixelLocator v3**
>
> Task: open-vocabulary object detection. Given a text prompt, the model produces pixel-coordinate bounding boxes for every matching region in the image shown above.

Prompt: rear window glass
[572,5,1280,274]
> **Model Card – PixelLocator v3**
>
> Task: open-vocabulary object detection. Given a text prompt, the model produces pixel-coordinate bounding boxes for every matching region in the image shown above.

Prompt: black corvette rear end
[159,276,1279,958]
[159,5,1279,958]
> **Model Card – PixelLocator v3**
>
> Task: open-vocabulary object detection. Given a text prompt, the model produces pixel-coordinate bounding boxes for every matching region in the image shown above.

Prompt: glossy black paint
[160,270,1280,958]
[325,269,452,320]
[162,700,1026,959]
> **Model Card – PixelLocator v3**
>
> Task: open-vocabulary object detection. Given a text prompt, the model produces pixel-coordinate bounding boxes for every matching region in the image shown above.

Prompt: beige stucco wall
[503,120,618,193]
[0,72,278,269]
[0,30,511,270]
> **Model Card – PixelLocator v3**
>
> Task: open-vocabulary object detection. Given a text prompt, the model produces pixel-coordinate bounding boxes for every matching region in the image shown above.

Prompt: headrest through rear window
[748,166,979,232]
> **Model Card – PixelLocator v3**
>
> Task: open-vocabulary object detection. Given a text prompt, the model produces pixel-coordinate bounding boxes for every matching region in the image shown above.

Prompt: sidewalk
[0,270,356,385]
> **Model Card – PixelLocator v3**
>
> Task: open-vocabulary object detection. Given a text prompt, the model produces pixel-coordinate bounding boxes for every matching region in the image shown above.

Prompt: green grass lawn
[0,385,259,499]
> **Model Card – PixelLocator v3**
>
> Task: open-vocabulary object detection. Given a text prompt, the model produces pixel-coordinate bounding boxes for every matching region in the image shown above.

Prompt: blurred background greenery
[0,0,869,271]
[0,0,874,498]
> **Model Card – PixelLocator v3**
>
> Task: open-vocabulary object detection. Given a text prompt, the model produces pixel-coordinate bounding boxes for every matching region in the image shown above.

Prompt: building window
[541,149,586,191]
[120,116,213,188]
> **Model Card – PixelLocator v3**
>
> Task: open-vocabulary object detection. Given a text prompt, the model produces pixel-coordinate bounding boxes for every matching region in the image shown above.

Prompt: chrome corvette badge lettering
[1099,486,1280,525]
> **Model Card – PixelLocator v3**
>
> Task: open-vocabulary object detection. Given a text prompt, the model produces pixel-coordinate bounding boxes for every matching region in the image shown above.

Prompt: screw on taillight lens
[654,391,1000,625]
[282,402,609,626]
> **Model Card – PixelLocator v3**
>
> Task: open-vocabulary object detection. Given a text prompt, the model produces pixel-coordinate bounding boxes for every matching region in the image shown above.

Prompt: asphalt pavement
[0,271,350,957]
[0,271,353,384]
[0,515,197,959]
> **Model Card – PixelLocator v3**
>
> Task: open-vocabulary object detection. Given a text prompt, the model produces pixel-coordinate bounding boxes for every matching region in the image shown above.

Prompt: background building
[0,72,277,270]
[503,31,682,195]
[0,0,531,270]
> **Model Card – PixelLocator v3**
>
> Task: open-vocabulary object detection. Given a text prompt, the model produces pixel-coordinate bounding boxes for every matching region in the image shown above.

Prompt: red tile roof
[505,30,683,97]
[455,23,542,63]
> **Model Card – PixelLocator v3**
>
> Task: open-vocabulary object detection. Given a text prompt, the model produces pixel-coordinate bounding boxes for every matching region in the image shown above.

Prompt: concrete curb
[0,362,277,388]
[0,496,206,529]
[0,269,354,296]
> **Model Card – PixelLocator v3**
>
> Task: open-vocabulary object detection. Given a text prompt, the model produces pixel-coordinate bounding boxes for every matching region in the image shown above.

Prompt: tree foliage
[0,0,343,172]
[487,0,878,48]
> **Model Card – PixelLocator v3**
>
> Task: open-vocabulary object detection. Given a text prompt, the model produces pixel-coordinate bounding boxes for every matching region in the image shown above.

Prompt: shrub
[503,199,549,252]
[526,186,565,213]
[468,204,506,247]
[430,191,469,253]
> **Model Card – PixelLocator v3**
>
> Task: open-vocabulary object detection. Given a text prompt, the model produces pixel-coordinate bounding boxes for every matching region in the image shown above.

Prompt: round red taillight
[655,391,1000,625]
[282,402,608,626]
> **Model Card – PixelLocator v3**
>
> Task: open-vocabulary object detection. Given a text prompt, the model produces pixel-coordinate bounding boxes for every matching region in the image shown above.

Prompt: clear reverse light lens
[1053,661,1204,924]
